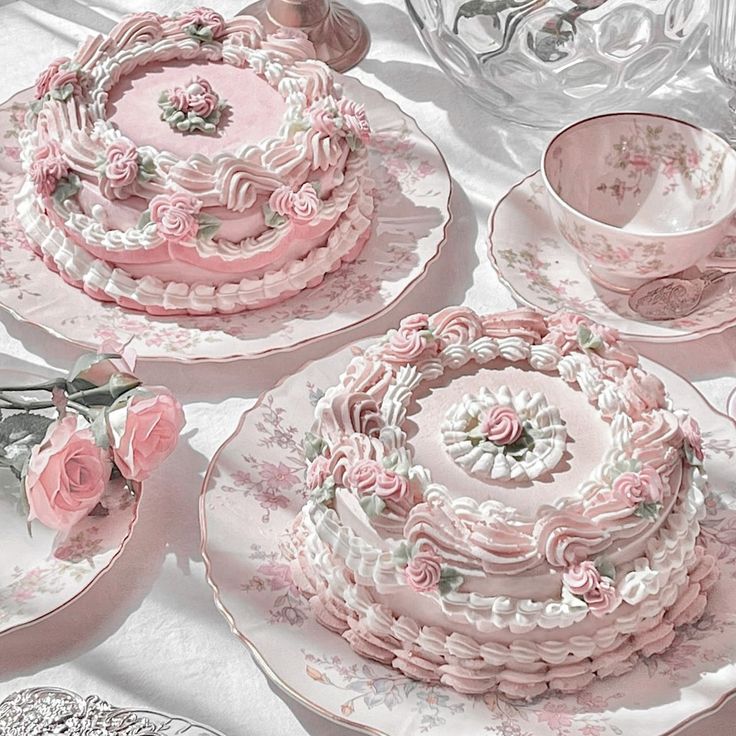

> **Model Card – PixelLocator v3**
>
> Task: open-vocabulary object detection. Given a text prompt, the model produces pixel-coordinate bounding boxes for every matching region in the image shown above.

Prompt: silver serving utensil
[628,269,735,321]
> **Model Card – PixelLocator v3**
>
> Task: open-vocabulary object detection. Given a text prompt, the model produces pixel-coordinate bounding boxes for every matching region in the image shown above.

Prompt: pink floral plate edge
[487,171,736,344]
[0,78,452,364]
[199,336,736,736]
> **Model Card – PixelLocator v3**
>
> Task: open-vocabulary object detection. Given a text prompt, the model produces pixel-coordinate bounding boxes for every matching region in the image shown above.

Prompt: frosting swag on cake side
[15,8,375,315]
[289,307,718,698]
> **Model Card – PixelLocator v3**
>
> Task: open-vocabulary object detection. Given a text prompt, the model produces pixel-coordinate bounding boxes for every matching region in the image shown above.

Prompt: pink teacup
[542,112,736,290]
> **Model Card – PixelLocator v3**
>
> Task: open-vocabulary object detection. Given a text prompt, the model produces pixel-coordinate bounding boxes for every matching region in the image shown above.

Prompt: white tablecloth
[0,2,735,734]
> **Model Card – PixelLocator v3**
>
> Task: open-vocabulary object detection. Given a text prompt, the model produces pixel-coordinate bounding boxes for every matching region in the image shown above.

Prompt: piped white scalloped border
[440,385,567,482]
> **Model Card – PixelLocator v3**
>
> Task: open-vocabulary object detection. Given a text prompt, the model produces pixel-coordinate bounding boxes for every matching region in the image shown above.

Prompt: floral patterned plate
[0,78,450,362]
[201,338,736,736]
[488,171,736,343]
[0,367,140,637]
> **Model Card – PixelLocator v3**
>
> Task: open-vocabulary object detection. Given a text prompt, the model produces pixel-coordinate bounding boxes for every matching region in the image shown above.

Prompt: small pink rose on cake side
[562,561,621,617]
[107,387,186,482]
[269,183,321,224]
[180,6,226,40]
[170,77,219,118]
[103,138,139,188]
[346,459,408,503]
[612,466,664,507]
[30,141,68,198]
[35,57,69,99]
[150,192,202,242]
[405,547,443,593]
[381,313,439,364]
[25,416,110,533]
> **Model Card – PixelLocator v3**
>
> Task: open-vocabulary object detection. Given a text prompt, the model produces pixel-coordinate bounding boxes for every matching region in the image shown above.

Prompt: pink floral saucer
[0,79,450,362]
[0,366,140,637]
[201,338,736,736]
[488,171,736,343]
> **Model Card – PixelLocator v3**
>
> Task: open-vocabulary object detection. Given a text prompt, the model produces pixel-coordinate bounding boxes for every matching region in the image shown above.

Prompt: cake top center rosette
[15,8,375,316]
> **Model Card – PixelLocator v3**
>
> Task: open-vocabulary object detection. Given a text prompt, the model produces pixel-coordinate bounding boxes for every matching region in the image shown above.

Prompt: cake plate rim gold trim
[199,335,736,736]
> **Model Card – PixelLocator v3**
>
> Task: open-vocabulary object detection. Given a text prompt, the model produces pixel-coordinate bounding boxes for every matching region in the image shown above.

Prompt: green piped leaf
[263,205,287,228]
[634,501,662,522]
[302,432,326,462]
[137,209,152,229]
[392,540,414,567]
[577,324,604,351]
[138,155,157,182]
[503,427,535,459]
[595,557,616,581]
[197,212,221,242]
[359,493,386,519]
[310,477,336,505]
[438,566,464,596]
[50,83,74,102]
[52,173,81,206]
[184,24,214,43]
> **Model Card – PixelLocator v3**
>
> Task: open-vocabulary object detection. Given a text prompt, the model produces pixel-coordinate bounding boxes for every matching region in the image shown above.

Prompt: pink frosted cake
[290,307,718,698]
[15,9,374,315]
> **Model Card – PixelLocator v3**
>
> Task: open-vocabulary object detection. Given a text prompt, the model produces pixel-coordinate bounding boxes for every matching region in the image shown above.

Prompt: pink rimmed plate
[488,171,736,343]
[0,365,140,637]
[0,78,451,362]
[200,337,736,736]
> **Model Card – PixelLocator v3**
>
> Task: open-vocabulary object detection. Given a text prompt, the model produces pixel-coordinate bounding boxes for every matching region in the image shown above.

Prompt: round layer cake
[14,8,374,315]
[289,307,718,698]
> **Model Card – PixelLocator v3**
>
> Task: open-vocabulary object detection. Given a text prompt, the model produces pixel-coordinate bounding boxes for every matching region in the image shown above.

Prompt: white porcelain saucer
[488,171,736,343]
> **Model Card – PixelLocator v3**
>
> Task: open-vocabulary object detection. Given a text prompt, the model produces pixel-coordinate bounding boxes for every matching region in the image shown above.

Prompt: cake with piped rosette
[289,307,718,698]
[15,8,374,315]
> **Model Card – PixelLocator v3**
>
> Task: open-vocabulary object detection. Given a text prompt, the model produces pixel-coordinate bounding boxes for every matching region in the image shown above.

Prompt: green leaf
[185,24,214,43]
[50,83,74,102]
[310,477,335,505]
[302,432,326,462]
[89,409,110,450]
[438,566,464,596]
[263,205,287,228]
[137,209,152,229]
[0,414,54,478]
[138,156,157,182]
[577,324,604,351]
[359,493,386,519]
[595,557,616,580]
[392,540,412,567]
[28,99,43,115]
[197,213,221,242]
[634,502,662,521]
[52,173,81,206]
[503,428,535,459]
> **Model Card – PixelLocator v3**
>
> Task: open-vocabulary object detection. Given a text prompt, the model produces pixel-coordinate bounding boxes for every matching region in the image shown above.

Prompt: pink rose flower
[104,138,139,188]
[562,560,600,597]
[150,192,202,242]
[346,459,408,502]
[405,547,443,593]
[269,183,321,224]
[543,312,591,354]
[480,405,523,446]
[337,98,371,143]
[612,466,664,508]
[35,56,69,99]
[620,368,666,419]
[180,7,226,39]
[306,454,331,490]
[382,314,437,364]
[106,387,185,482]
[430,306,483,347]
[29,141,68,198]
[680,415,704,463]
[584,576,621,617]
[170,77,219,117]
[25,416,110,533]
[49,67,84,99]
[310,100,339,137]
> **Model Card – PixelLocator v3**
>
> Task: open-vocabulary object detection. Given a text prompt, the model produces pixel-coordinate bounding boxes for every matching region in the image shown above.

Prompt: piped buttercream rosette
[440,385,567,482]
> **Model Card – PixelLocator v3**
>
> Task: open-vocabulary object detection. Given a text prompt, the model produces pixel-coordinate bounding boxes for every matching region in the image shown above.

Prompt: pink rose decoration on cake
[25,416,110,533]
[430,306,484,347]
[584,576,621,617]
[35,56,69,99]
[480,406,523,446]
[106,387,185,482]
[180,7,226,39]
[337,98,371,144]
[346,459,408,503]
[30,141,68,198]
[170,77,219,118]
[562,560,600,596]
[680,415,704,463]
[103,138,139,188]
[543,312,591,354]
[612,466,664,508]
[150,192,202,242]
[382,314,438,364]
[620,368,666,419]
[269,183,321,224]
[49,67,84,99]
[405,547,443,593]
[306,455,331,491]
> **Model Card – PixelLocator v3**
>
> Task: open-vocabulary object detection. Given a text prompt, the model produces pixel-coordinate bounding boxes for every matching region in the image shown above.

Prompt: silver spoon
[628,269,735,321]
